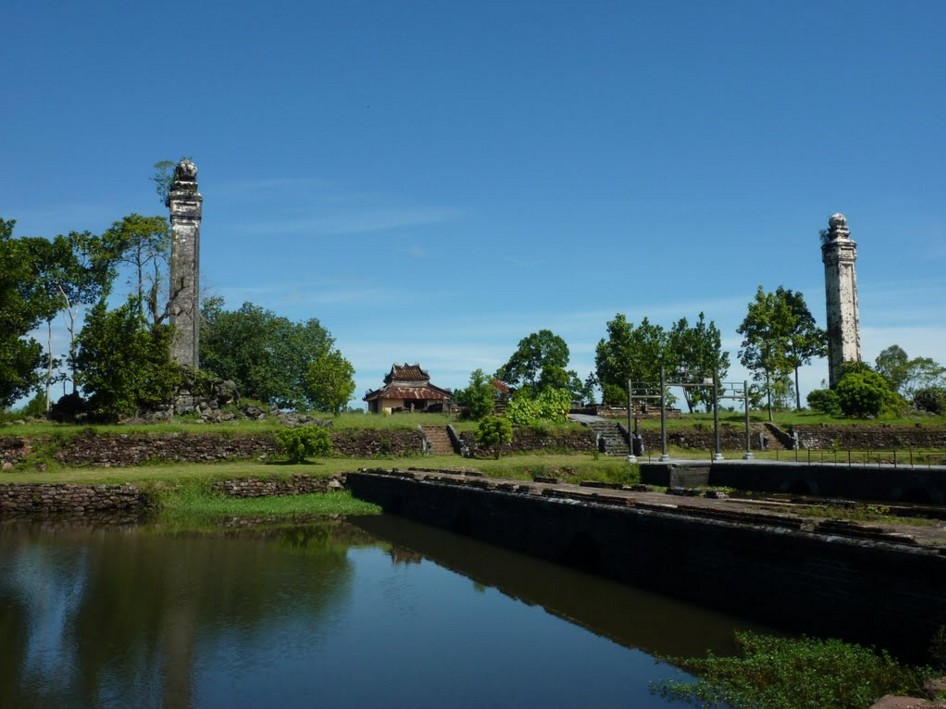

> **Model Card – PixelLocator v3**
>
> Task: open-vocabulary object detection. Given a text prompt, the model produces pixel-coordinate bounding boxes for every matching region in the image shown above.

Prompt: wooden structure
[364,364,453,414]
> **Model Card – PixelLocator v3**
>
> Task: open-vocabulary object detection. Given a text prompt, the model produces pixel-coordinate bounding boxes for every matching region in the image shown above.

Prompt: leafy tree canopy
[0,219,46,408]
[304,348,356,416]
[101,214,171,323]
[72,296,180,420]
[496,329,574,397]
[454,368,498,420]
[836,370,892,418]
[595,314,669,405]
[874,345,946,400]
[200,298,334,410]
[668,312,730,413]
[737,286,823,417]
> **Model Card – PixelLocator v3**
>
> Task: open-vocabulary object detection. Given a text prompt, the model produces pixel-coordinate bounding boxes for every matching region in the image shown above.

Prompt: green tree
[595,314,669,405]
[668,312,730,413]
[504,387,571,425]
[304,348,356,415]
[875,345,946,400]
[835,370,891,418]
[101,214,171,323]
[496,329,573,397]
[737,286,797,420]
[22,231,114,406]
[151,159,178,206]
[0,219,45,408]
[200,298,334,409]
[806,388,841,416]
[781,289,827,409]
[477,417,513,459]
[913,386,946,415]
[72,297,180,420]
[454,369,497,420]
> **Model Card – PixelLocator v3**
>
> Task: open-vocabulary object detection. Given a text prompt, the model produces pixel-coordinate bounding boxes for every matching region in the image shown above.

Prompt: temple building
[364,364,453,413]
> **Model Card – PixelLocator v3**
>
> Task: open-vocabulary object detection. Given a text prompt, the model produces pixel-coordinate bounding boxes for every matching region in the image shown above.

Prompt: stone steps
[583,421,630,456]
[420,426,457,455]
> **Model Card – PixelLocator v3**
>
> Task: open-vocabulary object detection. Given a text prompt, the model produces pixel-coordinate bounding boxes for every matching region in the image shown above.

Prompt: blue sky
[2,0,944,407]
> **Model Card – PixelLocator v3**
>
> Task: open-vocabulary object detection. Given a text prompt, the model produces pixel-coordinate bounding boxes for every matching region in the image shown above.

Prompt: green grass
[652,631,935,709]
[156,482,380,528]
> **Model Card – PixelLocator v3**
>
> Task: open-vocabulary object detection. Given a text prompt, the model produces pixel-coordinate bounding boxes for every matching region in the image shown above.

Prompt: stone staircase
[583,420,630,456]
[420,426,457,455]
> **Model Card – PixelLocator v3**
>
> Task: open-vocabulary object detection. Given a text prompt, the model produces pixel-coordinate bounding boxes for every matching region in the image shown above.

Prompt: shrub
[454,369,497,420]
[806,388,841,415]
[914,386,946,415]
[652,631,932,709]
[477,417,513,459]
[836,371,890,418]
[504,387,571,425]
[276,426,333,463]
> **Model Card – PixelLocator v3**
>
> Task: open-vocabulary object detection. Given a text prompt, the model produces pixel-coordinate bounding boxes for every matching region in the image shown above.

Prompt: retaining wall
[347,470,946,661]
[0,483,153,521]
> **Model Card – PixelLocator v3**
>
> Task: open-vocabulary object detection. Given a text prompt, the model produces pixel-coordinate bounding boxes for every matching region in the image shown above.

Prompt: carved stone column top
[171,159,199,194]
[826,212,850,241]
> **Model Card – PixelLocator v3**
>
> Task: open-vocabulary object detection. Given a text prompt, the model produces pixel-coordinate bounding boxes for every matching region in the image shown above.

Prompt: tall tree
[200,299,334,409]
[737,286,798,419]
[0,219,45,408]
[101,214,171,323]
[304,348,356,415]
[71,297,180,420]
[781,288,827,409]
[496,329,573,397]
[595,314,669,405]
[668,312,730,413]
[875,345,946,400]
[454,369,498,420]
[22,231,114,405]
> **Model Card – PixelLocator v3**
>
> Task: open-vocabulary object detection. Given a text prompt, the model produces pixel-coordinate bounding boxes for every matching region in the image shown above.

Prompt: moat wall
[347,470,946,661]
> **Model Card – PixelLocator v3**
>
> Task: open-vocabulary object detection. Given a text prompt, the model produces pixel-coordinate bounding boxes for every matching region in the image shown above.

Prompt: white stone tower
[168,159,202,370]
[821,212,860,388]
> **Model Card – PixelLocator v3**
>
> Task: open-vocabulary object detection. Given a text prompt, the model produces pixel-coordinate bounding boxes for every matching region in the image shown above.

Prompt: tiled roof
[364,386,451,402]
[365,362,452,402]
[384,363,429,384]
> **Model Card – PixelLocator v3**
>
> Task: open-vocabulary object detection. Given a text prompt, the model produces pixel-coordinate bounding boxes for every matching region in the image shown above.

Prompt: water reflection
[0,518,755,708]
[353,514,768,659]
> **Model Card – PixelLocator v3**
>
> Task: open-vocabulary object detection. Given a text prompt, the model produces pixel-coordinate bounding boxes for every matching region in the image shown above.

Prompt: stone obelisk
[821,212,860,388]
[168,159,202,370]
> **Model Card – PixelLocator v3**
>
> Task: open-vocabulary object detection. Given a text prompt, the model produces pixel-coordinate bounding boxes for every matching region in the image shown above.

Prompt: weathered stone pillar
[821,212,860,388]
[168,159,202,370]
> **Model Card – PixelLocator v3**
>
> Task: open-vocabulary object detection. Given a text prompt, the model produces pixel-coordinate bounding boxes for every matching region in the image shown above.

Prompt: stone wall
[0,437,31,468]
[53,432,282,467]
[347,470,946,662]
[459,427,597,457]
[793,425,946,451]
[0,483,153,520]
[211,474,345,497]
[38,429,425,468]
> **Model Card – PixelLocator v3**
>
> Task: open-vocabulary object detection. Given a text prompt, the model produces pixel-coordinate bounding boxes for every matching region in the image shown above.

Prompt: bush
[836,371,890,418]
[505,387,571,425]
[477,417,513,458]
[652,631,932,709]
[276,426,333,463]
[914,386,946,415]
[806,388,841,415]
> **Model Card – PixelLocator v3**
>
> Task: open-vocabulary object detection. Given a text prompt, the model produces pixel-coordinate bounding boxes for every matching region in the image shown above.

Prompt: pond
[0,515,767,708]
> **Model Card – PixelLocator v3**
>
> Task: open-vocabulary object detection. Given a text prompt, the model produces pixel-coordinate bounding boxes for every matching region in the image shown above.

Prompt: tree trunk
[794,366,801,410]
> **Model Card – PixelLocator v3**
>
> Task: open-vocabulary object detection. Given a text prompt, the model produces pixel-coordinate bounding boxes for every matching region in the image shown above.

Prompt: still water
[0,516,763,708]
